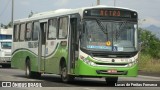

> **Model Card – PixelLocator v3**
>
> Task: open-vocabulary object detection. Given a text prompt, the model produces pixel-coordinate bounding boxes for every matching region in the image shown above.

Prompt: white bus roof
[0,28,12,35]
[14,5,137,23]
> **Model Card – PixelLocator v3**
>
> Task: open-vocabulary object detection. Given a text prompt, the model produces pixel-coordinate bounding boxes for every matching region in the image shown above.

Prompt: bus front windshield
[80,19,138,52]
[1,42,12,49]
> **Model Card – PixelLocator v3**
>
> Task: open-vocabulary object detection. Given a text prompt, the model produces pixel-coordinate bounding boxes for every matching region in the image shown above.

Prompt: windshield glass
[80,19,137,52]
[1,42,12,49]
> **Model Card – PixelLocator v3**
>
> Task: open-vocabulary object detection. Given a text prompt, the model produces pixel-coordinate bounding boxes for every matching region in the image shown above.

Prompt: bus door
[39,20,47,71]
[68,14,80,74]
[45,18,58,73]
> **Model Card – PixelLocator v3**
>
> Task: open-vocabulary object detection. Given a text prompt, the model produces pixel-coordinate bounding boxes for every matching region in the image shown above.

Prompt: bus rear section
[0,40,12,68]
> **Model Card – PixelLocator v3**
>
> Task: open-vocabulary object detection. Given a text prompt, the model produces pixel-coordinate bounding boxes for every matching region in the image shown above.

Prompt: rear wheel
[61,62,74,83]
[25,59,41,78]
[105,77,118,86]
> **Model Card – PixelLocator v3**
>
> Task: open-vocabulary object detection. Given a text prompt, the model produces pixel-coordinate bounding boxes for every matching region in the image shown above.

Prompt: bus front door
[68,16,79,74]
[39,22,47,72]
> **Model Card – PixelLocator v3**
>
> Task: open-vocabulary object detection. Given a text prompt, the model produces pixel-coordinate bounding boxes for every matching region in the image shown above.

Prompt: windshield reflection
[80,19,137,52]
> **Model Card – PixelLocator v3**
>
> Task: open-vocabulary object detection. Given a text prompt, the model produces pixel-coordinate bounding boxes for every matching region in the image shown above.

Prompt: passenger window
[14,25,19,42]
[32,21,40,40]
[48,18,57,39]
[25,22,32,41]
[58,17,68,39]
[19,23,25,41]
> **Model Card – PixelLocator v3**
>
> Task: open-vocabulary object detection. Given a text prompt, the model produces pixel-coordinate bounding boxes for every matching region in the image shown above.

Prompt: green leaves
[138,28,160,59]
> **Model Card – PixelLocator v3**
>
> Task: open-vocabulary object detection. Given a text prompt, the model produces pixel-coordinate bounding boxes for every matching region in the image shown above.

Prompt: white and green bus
[11,5,139,84]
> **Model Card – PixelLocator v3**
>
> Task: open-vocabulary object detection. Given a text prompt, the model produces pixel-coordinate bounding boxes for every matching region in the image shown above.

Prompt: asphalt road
[0,66,160,90]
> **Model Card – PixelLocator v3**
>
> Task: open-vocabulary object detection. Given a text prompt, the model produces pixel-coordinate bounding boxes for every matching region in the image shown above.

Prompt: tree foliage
[0,22,12,29]
[138,28,160,59]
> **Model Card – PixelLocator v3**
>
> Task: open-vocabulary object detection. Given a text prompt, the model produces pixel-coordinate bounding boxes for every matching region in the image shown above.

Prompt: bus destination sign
[99,10,121,17]
[84,9,137,18]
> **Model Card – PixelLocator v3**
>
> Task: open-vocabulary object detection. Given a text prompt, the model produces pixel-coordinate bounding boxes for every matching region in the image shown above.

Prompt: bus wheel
[105,77,118,86]
[25,60,41,78]
[25,60,32,78]
[61,62,74,83]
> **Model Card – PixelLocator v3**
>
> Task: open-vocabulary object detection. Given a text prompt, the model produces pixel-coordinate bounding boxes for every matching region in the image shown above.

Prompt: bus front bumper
[0,57,11,64]
[74,60,138,77]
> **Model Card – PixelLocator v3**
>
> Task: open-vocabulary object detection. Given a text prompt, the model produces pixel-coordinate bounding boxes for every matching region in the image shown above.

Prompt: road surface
[0,66,160,90]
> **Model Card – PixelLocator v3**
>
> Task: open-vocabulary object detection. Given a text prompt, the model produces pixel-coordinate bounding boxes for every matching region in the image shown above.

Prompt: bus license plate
[107,70,117,73]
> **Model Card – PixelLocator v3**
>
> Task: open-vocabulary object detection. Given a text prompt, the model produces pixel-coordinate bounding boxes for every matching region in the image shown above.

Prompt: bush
[138,53,160,73]
[138,28,160,59]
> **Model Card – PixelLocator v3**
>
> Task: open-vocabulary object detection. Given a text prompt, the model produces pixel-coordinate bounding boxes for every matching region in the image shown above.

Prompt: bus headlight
[80,55,96,66]
[128,59,138,67]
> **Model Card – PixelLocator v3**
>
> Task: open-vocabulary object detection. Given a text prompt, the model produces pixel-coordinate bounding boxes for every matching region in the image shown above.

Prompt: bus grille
[0,57,11,61]
[5,53,11,56]
[92,53,133,58]
[95,62,128,66]
[96,70,128,75]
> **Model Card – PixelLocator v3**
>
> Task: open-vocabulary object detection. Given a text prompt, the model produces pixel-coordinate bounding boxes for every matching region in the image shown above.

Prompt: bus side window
[40,22,47,45]
[32,21,40,41]
[19,23,25,41]
[48,18,57,39]
[58,17,68,39]
[25,22,32,41]
[14,24,19,42]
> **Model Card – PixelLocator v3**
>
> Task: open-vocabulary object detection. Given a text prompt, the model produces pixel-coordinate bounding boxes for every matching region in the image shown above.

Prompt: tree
[138,28,160,59]
[7,21,12,27]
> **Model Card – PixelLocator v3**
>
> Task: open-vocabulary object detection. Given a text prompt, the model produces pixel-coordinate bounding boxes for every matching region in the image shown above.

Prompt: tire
[25,60,41,78]
[61,62,74,83]
[25,60,30,78]
[105,77,118,86]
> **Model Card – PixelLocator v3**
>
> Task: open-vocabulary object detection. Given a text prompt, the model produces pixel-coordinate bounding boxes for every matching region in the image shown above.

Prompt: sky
[0,0,160,27]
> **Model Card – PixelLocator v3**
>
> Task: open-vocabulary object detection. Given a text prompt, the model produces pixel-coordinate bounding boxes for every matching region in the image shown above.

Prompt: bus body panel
[11,40,69,74]
[44,41,68,74]
[11,49,38,71]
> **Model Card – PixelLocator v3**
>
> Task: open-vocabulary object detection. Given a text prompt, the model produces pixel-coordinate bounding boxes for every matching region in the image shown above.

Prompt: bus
[0,28,12,68]
[11,5,138,84]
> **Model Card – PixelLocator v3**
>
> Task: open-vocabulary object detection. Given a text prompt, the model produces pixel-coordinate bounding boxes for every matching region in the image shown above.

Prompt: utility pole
[11,0,14,27]
[97,0,100,5]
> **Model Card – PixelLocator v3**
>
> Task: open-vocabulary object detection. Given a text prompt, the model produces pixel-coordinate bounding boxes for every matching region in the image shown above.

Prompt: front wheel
[105,77,118,86]
[61,62,74,83]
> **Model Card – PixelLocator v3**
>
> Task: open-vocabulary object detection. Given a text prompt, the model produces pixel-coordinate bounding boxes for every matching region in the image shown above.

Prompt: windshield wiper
[95,19,108,34]
[119,21,128,31]
[95,19,109,41]
[114,21,128,41]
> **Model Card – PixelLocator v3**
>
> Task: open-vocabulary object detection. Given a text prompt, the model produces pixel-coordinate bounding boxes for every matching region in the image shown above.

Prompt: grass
[138,53,160,73]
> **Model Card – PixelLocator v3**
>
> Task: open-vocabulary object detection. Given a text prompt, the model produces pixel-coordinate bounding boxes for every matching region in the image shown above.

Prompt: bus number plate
[107,70,117,73]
